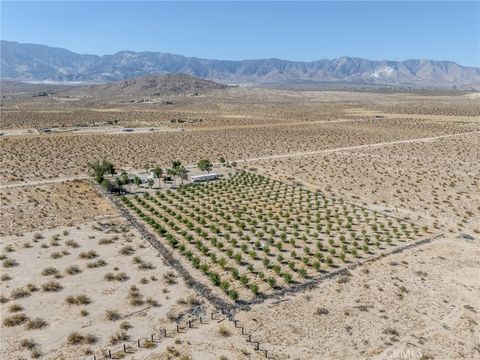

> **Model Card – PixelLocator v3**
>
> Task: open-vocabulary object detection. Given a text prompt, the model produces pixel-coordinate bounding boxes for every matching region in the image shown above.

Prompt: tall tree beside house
[134,176,142,188]
[87,159,116,183]
[152,165,163,188]
[197,159,213,173]
[177,166,189,184]
[167,160,183,186]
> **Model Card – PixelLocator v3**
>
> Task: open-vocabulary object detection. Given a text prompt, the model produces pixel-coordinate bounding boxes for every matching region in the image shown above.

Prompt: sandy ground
[1,88,479,360]
[0,126,182,138]
[236,234,479,360]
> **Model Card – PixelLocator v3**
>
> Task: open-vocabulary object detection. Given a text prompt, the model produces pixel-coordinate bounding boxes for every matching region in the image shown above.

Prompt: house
[191,173,219,183]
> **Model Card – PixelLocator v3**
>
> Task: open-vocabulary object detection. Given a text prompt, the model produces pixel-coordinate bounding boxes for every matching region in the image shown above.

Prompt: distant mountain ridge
[1,40,479,89]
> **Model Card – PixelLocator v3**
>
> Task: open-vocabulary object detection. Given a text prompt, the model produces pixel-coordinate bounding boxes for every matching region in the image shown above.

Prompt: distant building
[191,173,219,183]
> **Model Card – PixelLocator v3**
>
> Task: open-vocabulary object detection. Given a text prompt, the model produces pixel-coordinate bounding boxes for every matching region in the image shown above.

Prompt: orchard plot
[122,171,426,302]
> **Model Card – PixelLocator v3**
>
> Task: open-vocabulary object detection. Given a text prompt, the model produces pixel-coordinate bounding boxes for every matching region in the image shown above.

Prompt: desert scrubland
[1,86,479,360]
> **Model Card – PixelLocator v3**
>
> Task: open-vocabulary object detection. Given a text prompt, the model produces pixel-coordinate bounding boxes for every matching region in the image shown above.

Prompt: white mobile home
[191,173,218,183]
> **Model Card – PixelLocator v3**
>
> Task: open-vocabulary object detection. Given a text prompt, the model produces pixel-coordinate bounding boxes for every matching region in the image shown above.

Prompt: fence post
[248,334,252,342]
[151,334,154,342]
[200,316,203,324]
[188,320,192,328]
[123,343,127,353]
[241,327,245,335]
[108,350,112,359]
[163,328,167,338]
[255,342,259,351]
[264,349,268,357]
[137,339,141,348]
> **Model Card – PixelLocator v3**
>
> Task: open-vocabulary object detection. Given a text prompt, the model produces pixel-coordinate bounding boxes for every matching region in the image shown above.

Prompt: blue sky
[1,1,479,66]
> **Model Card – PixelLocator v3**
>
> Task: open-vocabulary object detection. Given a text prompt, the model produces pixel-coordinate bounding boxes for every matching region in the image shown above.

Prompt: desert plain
[0,82,479,360]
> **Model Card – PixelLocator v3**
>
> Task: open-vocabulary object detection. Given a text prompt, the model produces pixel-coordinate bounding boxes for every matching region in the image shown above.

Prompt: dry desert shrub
[65,239,80,248]
[65,265,82,275]
[3,258,19,268]
[79,250,98,259]
[1,273,12,281]
[218,325,231,337]
[67,331,98,346]
[105,310,121,321]
[65,294,91,305]
[26,317,48,330]
[109,331,130,345]
[41,280,63,292]
[86,259,107,268]
[119,245,135,255]
[9,303,24,313]
[41,266,59,276]
[19,338,37,350]
[3,313,29,327]
[11,287,31,299]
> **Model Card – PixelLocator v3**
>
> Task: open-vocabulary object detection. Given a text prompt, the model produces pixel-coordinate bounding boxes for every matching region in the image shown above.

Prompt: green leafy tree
[197,159,213,173]
[87,159,116,183]
[177,166,188,184]
[152,166,163,188]
[134,176,142,187]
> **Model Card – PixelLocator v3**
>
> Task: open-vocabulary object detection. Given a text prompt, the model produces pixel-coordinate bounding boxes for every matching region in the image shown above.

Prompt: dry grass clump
[1,273,12,281]
[119,321,132,330]
[9,303,24,313]
[3,313,29,327]
[65,294,91,305]
[41,266,60,276]
[50,251,64,259]
[105,309,122,321]
[218,325,232,337]
[86,259,107,268]
[187,295,201,306]
[11,287,31,299]
[65,265,82,275]
[98,238,114,245]
[119,245,135,255]
[65,239,80,248]
[26,283,39,293]
[109,331,130,345]
[26,317,48,330]
[128,285,144,306]
[163,271,178,285]
[143,339,156,349]
[19,338,37,350]
[3,258,19,268]
[79,250,98,259]
[67,331,98,346]
[104,272,129,282]
[137,260,156,270]
[31,349,43,358]
[146,297,160,307]
[41,280,63,292]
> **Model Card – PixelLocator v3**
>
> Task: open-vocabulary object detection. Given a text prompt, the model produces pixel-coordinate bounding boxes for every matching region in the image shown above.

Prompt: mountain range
[1,40,479,89]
